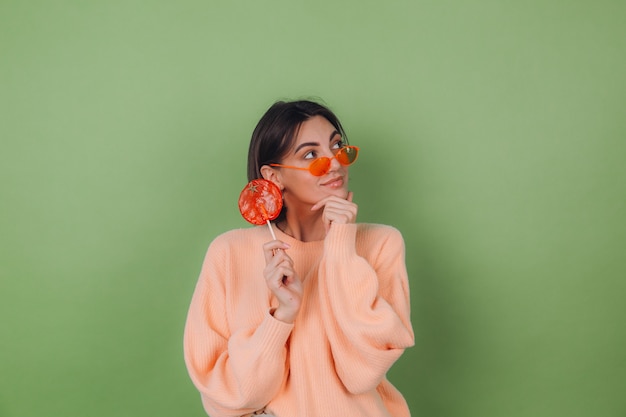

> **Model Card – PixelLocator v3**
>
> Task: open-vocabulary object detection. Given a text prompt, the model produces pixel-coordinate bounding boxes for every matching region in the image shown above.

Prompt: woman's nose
[328,154,342,171]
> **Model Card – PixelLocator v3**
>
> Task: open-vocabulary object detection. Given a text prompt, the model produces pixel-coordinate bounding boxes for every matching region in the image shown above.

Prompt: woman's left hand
[310,191,358,234]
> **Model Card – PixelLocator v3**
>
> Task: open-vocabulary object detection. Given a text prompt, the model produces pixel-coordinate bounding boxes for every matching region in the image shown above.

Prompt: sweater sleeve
[318,223,415,394]
[183,237,294,417]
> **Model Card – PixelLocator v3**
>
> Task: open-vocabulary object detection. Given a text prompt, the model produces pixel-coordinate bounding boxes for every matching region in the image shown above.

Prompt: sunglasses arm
[269,163,310,171]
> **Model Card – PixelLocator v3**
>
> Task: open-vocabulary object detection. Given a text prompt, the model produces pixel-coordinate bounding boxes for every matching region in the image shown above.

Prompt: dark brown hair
[247,100,347,181]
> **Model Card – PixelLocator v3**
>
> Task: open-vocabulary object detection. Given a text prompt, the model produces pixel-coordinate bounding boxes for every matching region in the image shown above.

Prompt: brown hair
[247,100,347,181]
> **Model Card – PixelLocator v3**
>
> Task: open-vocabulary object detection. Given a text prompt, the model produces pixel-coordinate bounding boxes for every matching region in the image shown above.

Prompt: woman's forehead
[294,116,339,144]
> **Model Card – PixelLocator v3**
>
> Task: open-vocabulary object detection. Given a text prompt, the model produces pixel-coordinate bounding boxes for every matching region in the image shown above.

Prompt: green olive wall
[2,1,625,416]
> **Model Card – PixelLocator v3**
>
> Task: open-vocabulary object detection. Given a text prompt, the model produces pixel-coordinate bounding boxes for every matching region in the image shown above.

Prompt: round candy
[238,179,283,226]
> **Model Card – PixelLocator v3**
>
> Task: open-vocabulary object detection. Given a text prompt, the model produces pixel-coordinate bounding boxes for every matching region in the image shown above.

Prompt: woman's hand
[262,240,303,323]
[310,191,358,235]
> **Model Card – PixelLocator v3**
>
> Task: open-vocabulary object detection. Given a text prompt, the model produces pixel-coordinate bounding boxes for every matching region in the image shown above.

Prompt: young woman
[184,100,415,417]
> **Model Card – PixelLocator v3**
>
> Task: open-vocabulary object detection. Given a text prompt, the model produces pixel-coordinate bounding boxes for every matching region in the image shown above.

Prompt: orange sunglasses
[270,145,359,177]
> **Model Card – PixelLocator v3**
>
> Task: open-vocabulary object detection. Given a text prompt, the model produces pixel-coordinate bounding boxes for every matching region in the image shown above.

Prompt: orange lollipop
[238,179,283,239]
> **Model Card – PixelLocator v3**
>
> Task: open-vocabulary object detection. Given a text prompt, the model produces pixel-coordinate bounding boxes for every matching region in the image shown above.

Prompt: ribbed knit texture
[184,223,415,417]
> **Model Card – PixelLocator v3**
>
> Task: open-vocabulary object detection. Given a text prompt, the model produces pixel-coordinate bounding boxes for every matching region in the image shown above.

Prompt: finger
[321,201,358,218]
[321,200,357,215]
[263,240,290,252]
[310,199,325,212]
[322,207,357,227]
[268,266,295,289]
[273,264,293,281]
[264,254,294,277]
[311,195,353,211]
[310,195,345,211]
[262,240,291,263]
[266,253,293,275]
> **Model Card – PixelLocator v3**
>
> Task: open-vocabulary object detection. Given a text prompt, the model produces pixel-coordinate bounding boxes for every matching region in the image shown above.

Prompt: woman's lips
[322,176,344,188]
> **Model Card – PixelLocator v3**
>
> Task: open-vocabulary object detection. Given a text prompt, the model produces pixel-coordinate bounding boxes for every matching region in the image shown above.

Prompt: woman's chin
[326,187,350,200]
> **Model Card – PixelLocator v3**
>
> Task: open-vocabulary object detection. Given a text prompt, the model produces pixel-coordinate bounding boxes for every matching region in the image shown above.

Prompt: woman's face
[275,115,350,207]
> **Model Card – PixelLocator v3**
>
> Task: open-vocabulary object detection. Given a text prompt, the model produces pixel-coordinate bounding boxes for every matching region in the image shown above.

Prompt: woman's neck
[277,208,326,242]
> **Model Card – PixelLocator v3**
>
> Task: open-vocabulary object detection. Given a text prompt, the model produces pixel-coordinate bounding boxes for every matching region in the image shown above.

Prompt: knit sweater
[184,222,415,417]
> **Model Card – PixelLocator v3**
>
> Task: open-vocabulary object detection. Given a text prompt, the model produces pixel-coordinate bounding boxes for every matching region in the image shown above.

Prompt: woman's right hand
[263,240,303,323]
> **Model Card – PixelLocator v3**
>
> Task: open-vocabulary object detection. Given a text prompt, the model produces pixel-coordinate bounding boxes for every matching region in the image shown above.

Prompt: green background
[1,1,625,416]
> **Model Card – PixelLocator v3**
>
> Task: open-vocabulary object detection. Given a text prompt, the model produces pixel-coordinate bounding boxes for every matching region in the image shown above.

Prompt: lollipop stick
[266,219,277,240]
[260,204,277,240]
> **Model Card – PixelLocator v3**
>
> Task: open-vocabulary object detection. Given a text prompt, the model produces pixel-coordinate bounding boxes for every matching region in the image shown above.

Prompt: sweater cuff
[256,308,294,358]
[324,223,358,261]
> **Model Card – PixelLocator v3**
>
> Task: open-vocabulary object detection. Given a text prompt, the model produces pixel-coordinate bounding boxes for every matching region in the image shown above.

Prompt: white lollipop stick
[266,219,277,240]
[260,205,277,240]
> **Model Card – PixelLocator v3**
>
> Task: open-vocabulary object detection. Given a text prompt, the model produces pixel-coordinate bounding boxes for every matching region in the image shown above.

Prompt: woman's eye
[304,150,316,160]
[331,140,344,150]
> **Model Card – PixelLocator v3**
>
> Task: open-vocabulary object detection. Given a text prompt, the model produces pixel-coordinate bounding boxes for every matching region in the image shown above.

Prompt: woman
[184,100,414,417]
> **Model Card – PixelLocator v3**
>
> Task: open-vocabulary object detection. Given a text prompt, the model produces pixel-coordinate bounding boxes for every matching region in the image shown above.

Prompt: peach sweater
[184,223,415,417]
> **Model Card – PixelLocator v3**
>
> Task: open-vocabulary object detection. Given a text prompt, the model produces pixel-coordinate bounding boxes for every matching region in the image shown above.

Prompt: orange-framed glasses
[270,146,359,177]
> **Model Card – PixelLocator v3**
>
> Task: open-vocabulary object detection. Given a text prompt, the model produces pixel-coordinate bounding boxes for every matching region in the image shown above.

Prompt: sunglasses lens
[337,146,358,165]
[309,158,331,176]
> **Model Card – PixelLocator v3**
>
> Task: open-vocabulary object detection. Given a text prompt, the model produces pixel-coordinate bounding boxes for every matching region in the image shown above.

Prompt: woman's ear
[260,165,284,190]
